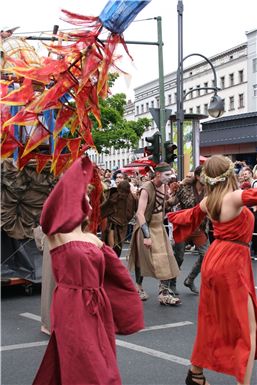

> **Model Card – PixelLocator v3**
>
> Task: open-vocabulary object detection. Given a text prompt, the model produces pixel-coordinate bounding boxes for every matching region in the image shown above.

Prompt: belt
[215,237,250,248]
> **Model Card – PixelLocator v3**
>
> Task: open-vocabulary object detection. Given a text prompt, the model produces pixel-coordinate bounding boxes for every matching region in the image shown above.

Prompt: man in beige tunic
[129,163,181,305]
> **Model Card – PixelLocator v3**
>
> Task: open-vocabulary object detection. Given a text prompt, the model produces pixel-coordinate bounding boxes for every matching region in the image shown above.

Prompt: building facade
[91,29,257,169]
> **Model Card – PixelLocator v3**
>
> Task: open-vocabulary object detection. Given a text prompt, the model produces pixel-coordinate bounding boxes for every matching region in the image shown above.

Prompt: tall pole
[176,0,184,180]
[156,16,165,160]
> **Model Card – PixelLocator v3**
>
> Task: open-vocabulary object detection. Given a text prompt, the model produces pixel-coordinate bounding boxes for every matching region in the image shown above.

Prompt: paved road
[1,248,257,385]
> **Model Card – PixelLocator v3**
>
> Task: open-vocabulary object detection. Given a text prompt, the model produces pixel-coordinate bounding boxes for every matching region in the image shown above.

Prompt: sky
[1,0,257,100]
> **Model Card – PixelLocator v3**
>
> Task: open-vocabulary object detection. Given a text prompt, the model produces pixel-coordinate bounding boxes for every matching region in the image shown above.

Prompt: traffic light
[144,132,161,164]
[164,141,177,163]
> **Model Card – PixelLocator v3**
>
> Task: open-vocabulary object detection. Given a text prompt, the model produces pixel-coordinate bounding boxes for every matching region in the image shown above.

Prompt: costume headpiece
[154,164,171,173]
[40,156,94,235]
[202,158,234,186]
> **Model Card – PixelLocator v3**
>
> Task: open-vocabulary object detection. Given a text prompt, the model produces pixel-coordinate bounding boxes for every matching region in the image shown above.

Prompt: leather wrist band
[141,223,150,239]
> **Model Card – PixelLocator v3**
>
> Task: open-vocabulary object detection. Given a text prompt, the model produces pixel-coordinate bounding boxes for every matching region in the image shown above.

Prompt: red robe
[33,157,144,385]
[167,189,257,383]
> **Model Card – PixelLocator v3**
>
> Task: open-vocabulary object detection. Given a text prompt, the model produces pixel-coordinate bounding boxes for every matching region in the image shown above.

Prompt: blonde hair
[203,155,238,220]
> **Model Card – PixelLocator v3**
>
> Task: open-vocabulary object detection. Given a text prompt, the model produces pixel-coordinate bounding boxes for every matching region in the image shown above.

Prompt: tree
[92,92,150,154]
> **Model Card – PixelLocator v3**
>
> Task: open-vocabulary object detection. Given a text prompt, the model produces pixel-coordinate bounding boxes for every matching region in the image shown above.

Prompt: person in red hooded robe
[32,155,144,385]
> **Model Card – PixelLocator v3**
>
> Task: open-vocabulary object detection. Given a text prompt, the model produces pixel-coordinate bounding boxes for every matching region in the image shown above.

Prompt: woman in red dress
[168,155,257,385]
[32,156,144,385]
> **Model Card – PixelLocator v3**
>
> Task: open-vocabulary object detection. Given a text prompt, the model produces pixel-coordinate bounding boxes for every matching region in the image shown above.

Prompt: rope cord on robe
[57,283,108,362]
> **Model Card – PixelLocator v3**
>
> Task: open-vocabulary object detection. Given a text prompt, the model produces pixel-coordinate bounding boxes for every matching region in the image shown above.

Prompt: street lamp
[208,94,224,118]
[176,0,224,180]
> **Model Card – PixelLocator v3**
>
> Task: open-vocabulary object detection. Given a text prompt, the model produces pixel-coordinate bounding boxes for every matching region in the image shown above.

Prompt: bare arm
[136,189,149,226]
[136,189,152,248]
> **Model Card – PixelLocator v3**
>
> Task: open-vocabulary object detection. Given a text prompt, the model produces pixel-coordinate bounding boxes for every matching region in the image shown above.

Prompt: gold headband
[202,158,234,186]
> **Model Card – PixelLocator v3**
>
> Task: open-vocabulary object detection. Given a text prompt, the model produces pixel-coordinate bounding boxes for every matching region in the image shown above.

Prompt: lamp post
[176,0,224,180]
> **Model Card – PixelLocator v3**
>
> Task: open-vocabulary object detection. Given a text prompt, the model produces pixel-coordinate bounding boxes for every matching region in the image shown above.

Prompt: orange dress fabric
[167,189,257,383]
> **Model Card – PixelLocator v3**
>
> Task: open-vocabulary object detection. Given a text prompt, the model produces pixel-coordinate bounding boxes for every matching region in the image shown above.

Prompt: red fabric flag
[78,143,90,157]
[17,149,35,170]
[0,105,12,130]
[54,153,72,176]
[52,137,69,169]
[35,154,52,173]
[88,165,103,234]
[67,137,81,161]
[0,80,13,98]
[3,108,38,128]
[4,56,68,84]
[70,116,79,135]
[0,79,34,106]
[22,122,50,157]
[28,72,77,114]
[1,132,22,158]
[53,106,74,138]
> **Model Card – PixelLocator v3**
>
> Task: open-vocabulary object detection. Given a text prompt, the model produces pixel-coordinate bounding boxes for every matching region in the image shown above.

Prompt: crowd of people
[33,155,257,385]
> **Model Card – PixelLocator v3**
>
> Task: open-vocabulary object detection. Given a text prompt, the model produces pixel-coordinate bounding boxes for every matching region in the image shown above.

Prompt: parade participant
[128,162,180,305]
[167,154,257,385]
[167,165,209,295]
[100,180,137,257]
[32,156,144,385]
[33,226,55,335]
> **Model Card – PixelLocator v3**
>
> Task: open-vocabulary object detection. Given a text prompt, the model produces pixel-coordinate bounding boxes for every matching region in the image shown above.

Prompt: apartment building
[91,29,257,169]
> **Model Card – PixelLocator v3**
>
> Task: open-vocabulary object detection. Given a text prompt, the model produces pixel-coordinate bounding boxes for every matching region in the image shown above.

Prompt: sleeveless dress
[129,181,179,280]
[32,157,144,385]
[167,189,257,383]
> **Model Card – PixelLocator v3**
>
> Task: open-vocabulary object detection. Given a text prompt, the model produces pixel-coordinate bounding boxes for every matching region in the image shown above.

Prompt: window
[156,98,160,108]
[151,100,154,108]
[220,76,225,89]
[189,87,193,98]
[196,105,201,114]
[229,96,235,110]
[222,99,225,112]
[174,92,177,103]
[189,107,193,114]
[196,85,201,96]
[238,70,244,83]
[204,82,208,94]
[238,93,244,108]
[204,104,208,115]
[146,102,149,111]
[122,159,125,166]
[136,106,139,115]
[229,73,234,87]
[253,58,257,73]
[168,94,172,104]
[141,104,144,113]
[253,84,257,97]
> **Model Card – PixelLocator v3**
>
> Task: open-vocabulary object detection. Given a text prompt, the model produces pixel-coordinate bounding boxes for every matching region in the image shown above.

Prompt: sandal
[158,288,181,306]
[185,369,206,385]
[138,289,149,301]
